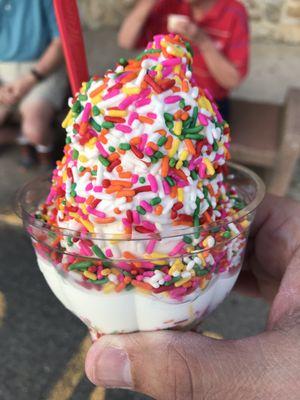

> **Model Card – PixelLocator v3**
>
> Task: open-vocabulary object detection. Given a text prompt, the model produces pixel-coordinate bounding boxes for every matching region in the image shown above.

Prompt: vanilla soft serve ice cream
[29,34,251,335]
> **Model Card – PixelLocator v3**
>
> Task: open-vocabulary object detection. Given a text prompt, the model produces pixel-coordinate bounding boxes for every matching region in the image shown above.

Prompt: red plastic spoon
[53,0,89,95]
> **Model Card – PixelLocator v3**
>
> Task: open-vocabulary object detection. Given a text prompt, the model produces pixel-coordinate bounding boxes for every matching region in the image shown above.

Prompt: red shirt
[137,0,249,100]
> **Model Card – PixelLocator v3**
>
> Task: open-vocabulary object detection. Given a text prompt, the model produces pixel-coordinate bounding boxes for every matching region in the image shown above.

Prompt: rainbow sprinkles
[33,34,249,300]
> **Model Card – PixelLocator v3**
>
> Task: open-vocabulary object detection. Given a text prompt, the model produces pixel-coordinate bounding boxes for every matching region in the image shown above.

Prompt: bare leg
[20,100,56,168]
[20,100,55,146]
[0,106,18,146]
[0,106,9,125]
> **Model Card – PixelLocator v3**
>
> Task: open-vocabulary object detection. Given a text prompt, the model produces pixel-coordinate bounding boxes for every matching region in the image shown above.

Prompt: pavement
[0,27,299,400]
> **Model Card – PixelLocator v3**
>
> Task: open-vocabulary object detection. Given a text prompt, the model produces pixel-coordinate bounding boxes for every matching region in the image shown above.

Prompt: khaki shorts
[0,61,68,113]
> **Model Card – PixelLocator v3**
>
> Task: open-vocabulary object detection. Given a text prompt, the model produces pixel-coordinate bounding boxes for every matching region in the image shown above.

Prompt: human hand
[236,195,300,314]
[0,74,36,105]
[0,84,17,106]
[85,195,300,399]
[169,18,206,43]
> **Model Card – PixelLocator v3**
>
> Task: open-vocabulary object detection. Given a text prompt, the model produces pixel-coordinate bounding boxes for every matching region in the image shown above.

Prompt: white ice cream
[33,35,249,336]
[37,254,240,336]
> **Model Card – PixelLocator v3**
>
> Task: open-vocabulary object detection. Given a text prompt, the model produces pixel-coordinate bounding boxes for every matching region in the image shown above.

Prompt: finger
[0,88,17,105]
[0,95,13,106]
[250,194,300,276]
[6,94,18,105]
[250,194,299,238]
[85,331,267,399]
[268,247,300,330]
[2,97,17,106]
[249,193,275,237]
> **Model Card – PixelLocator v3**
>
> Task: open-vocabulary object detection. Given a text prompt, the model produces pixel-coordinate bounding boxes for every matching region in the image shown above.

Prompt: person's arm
[196,32,241,90]
[4,0,64,105]
[1,0,65,106]
[33,37,64,77]
[118,0,157,50]
[0,38,64,106]
[172,20,245,90]
[36,0,65,76]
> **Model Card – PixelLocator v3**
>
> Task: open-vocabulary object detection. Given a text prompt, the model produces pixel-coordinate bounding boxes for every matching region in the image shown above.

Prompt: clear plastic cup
[16,163,265,339]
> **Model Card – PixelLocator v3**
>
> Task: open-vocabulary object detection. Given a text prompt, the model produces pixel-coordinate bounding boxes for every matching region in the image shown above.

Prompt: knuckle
[165,335,196,400]
[123,332,198,400]
[273,309,300,335]
[257,333,300,398]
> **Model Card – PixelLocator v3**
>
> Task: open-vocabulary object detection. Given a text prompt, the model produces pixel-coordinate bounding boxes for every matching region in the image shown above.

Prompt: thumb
[85,331,270,399]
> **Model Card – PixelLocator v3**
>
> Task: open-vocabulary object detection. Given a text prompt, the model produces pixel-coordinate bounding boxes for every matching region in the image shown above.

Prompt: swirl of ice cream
[35,34,246,298]
[45,34,232,235]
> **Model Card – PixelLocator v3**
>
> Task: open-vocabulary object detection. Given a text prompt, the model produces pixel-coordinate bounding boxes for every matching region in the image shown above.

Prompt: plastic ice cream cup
[16,162,265,338]
[168,14,190,33]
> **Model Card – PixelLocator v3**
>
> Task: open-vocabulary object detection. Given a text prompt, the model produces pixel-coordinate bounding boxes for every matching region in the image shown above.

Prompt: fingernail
[93,346,132,388]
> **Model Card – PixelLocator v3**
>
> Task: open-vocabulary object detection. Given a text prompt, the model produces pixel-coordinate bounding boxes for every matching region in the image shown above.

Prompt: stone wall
[79,0,136,30]
[231,41,300,103]
[244,0,300,43]
[79,0,300,44]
